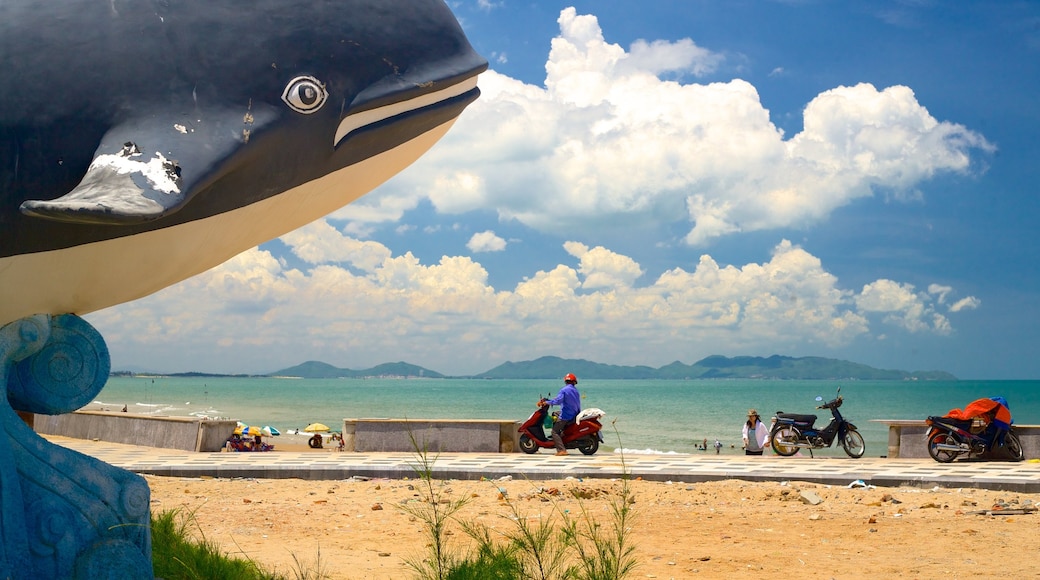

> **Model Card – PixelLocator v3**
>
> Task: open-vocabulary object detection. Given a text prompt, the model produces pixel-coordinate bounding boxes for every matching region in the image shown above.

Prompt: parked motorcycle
[925,397,1024,463]
[770,388,865,458]
[518,396,605,455]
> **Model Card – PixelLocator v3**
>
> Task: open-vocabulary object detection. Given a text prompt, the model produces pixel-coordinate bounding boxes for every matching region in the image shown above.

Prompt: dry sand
[147,445,1040,579]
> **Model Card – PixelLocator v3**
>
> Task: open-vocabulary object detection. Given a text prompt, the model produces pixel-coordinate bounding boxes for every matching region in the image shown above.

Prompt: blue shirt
[546,383,581,421]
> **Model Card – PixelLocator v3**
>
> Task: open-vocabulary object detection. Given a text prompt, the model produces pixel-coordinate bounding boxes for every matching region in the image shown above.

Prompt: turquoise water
[91,377,1040,457]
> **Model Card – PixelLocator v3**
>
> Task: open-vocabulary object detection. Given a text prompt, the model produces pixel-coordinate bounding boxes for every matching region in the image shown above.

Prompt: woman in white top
[742,409,769,455]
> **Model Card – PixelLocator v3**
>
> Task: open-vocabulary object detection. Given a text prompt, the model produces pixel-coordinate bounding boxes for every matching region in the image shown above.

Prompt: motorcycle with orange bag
[924,396,1024,463]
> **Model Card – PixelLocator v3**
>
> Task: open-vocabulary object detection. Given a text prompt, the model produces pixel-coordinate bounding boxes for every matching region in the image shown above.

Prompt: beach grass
[151,507,329,580]
[559,421,638,580]
[397,434,471,579]
[400,421,640,580]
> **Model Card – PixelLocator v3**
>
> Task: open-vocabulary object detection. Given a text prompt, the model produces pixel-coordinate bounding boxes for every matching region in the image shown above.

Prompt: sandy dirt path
[147,470,1039,579]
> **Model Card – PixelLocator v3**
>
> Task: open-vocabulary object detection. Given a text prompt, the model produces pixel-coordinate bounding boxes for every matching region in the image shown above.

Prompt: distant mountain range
[466,355,955,380]
[144,354,952,380]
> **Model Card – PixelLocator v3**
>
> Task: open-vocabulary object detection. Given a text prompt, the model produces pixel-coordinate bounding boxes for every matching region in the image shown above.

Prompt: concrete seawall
[37,412,1037,459]
[34,411,237,452]
[342,419,519,453]
[32,413,521,453]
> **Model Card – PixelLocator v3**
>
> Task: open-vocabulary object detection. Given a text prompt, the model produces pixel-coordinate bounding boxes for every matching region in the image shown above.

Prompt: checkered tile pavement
[48,436,1040,492]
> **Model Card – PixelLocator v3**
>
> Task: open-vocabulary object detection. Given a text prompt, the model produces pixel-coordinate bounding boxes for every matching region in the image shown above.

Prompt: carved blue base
[0,315,152,579]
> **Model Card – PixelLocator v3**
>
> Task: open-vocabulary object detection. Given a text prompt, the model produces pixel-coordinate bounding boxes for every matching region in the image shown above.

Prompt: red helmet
[564,373,577,384]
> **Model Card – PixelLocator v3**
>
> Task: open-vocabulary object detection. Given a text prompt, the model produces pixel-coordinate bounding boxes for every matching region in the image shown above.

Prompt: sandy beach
[147,444,1040,579]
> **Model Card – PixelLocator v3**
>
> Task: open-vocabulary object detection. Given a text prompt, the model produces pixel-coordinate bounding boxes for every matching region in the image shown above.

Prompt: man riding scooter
[543,373,581,456]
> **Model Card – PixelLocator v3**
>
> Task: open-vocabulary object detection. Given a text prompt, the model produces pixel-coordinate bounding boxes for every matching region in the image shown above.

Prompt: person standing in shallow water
[543,373,581,456]
[742,409,768,455]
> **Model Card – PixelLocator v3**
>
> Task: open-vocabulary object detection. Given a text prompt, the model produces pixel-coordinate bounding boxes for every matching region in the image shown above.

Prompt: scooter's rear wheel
[1004,431,1025,461]
[841,430,866,458]
[519,434,540,454]
[771,426,800,456]
[577,437,599,455]
[927,431,960,463]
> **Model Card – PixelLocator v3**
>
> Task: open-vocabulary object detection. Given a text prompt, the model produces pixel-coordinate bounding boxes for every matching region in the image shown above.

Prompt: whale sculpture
[1,0,486,326]
[0,1,486,577]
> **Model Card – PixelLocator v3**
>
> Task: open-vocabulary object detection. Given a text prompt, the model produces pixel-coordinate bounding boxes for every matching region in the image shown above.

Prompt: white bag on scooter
[576,408,605,424]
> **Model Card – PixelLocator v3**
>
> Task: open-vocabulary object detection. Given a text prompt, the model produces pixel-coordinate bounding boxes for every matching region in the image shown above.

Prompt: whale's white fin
[20,106,278,225]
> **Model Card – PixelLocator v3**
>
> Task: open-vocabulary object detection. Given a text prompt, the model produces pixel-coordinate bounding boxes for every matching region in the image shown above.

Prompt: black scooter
[770,388,865,458]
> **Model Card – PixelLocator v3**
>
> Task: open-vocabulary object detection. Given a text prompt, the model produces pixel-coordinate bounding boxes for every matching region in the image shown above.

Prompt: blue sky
[89,1,1040,379]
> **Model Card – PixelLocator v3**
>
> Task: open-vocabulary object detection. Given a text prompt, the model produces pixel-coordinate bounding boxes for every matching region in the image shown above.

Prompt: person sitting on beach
[742,409,768,456]
[542,373,581,456]
[226,435,248,452]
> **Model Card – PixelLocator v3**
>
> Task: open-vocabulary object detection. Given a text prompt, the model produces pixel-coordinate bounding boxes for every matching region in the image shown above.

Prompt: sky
[87,1,1040,379]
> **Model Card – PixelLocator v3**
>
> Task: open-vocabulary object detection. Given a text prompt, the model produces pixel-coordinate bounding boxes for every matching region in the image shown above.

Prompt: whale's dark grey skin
[0,0,486,326]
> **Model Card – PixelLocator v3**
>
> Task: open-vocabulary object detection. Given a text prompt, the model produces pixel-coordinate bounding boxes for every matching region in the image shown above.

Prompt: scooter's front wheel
[770,426,800,456]
[519,434,540,454]
[927,431,960,463]
[577,437,599,455]
[841,429,866,458]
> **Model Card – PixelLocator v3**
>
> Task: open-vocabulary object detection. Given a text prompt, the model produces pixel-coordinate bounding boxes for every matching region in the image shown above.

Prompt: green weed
[406,419,640,580]
[151,508,280,580]
[397,431,472,580]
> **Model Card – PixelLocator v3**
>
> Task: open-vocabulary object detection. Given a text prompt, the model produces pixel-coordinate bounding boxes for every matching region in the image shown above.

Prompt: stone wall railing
[342,419,519,453]
[34,410,237,452]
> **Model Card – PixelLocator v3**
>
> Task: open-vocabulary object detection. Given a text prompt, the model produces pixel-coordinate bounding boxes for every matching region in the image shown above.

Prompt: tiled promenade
[48,436,1040,492]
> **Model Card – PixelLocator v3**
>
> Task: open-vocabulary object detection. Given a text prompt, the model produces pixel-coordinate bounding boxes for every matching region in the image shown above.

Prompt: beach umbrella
[239,425,265,437]
[262,425,280,437]
[303,422,330,433]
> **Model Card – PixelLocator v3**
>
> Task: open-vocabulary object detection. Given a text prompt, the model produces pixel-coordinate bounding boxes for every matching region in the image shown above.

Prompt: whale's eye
[281,76,328,114]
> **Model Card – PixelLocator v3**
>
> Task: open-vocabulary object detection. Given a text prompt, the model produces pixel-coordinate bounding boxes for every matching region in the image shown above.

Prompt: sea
[89,377,1040,457]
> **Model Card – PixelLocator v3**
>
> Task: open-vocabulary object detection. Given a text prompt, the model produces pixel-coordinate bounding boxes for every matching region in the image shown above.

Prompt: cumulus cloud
[343,7,993,247]
[563,241,644,289]
[467,230,507,252]
[281,221,391,272]
[624,38,723,77]
[924,285,980,313]
[928,284,953,304]
[855,279,959,334]
[87,232,972,374]
[949,296,981,312]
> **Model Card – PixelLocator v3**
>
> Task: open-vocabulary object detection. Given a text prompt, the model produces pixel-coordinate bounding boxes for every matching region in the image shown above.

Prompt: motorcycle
[517,396,605,455]
[770,387,865,458]
[925,397,1024,463]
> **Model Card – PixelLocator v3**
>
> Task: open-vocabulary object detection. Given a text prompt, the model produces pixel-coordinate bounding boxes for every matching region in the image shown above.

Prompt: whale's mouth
[333,75,480,148]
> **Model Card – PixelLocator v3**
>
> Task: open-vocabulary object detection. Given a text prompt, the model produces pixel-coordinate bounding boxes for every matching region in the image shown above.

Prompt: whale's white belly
[0,120,456,326]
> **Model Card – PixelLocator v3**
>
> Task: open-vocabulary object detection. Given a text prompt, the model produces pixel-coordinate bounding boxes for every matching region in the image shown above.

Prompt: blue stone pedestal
[0,315,152,579]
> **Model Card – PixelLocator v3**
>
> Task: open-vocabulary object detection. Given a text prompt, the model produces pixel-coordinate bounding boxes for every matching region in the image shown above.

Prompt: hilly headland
[118,355,956,381]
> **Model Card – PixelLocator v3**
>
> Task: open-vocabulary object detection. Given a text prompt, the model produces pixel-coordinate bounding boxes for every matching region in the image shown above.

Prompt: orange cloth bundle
[945,398,1012,430]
